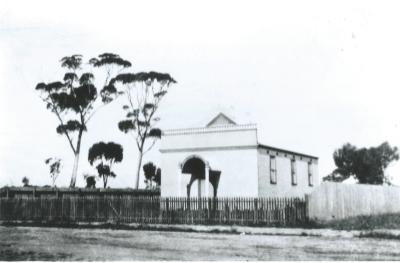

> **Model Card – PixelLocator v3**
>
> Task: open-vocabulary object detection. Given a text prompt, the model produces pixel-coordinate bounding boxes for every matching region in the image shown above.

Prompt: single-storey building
[159,113,319,198]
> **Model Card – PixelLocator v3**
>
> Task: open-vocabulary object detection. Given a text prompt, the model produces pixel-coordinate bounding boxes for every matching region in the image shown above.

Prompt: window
[308,161,313,186]
[270,156,277,184]
[291,159,297,185]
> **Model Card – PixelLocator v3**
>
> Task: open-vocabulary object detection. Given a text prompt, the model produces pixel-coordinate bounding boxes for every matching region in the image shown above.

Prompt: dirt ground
[1,226,400,261]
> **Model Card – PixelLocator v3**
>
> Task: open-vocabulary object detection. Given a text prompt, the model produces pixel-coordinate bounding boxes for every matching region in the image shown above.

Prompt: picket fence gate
[0,196,308,226]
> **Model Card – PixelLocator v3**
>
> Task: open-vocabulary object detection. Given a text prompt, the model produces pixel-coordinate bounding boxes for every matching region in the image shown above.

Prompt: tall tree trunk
[103,175,107,189]
[69,152,80,187]
[134,151,143,189]
[69,128,83,188]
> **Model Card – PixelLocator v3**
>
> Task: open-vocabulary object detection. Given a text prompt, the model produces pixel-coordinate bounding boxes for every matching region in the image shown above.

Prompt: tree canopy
[35,53,131,187]
[88,142,124,188]
[45,157,62,187]
[324,142,399,184]
[22,177,30,187]
[143,162,161,189]
[113,71,176,189]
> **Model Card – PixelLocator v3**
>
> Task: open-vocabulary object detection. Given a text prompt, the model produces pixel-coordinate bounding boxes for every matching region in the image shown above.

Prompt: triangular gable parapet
[206,112,237,127]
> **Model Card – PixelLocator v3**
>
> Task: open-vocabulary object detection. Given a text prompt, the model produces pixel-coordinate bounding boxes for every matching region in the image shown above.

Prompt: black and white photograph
[1,0,400,261]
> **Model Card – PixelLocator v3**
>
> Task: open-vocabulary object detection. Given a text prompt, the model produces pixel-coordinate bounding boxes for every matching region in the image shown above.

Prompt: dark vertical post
[207,197,212,224]
[166,198,170,224]
[254,198,258,225]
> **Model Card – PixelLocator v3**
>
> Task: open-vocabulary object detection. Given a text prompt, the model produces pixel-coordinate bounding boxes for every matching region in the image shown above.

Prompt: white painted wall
[159,122,319,198]
[160,148,259,197]
[160,125,257,150]
[160,125,259,197]
[257,148,318,197]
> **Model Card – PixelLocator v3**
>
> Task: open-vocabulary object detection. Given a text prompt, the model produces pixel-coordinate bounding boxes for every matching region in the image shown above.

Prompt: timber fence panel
[0,196,307,226]
[307,182,400,221]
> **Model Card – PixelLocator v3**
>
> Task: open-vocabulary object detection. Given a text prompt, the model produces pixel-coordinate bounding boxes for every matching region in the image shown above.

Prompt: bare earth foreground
[1,226,400,261]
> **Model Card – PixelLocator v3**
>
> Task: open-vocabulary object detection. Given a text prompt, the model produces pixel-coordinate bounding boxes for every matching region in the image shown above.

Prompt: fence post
[166,198,170,224]
[207,197,212,224]
[254,198,258,225]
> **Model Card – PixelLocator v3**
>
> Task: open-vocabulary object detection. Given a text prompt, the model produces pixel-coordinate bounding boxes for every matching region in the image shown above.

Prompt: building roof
[162,112,318,160]
[258,143,318,160]
[206,112,237,127]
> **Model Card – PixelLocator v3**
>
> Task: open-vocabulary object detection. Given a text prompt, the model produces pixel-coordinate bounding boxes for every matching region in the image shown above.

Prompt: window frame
[291,158,297,186]
[308,161,313,186]
[270,155,277,184]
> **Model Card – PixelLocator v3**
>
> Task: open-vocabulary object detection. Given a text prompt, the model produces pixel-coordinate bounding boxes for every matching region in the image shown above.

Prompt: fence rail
[0,187,160,198]
[0,196,307,226]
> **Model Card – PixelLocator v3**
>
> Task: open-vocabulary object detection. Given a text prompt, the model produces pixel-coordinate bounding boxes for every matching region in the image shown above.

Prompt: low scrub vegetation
[311,213,400,230]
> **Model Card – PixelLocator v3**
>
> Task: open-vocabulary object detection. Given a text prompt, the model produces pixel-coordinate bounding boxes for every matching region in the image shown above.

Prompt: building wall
[257,148,318,197]
[160,125,259,197]
[159,123,319,198]
[160,148,259,197]
[160,124,257,150]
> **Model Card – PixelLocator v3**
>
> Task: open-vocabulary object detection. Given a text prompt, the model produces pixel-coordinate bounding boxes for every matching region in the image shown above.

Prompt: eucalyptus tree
[45,157,62,187]
[114,72,176,189]
[35,53,131,187]
[88,141,123,188]
[22,177,30,187]
[85,175,97,189]
[143,162,161,189]
[324,142,399,184]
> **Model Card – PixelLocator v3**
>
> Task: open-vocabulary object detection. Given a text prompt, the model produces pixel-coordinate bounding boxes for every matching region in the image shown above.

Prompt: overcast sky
[1,0,400,188]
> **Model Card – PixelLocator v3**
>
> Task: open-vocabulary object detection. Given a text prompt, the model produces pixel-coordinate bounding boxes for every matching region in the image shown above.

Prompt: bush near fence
[0,196,308,227]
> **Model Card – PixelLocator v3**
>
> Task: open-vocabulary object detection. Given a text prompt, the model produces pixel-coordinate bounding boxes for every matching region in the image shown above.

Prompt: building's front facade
[159,113,318,198]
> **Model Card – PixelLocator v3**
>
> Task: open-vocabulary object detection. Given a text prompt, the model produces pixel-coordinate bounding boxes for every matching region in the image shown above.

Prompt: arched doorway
[181,155,221,198]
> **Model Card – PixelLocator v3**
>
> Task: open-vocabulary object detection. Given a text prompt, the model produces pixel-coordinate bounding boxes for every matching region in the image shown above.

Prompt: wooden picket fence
[0,196,308,226]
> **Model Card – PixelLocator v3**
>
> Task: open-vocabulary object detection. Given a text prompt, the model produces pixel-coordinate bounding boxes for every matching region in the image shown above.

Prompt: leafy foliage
[56,120,86,134]
[64,72,78,82]
[60,55,82,70]
[79,73,94,85]
[84,174,96,189]
[88,142,123,188]
[147,128,162,138]
[324,142,399,184]
[143,162,161,189]
[88,142,123,165]
[35,53,131,187]
[118,120,136,133]
[113,70,176,189]
[89,53,131,68]
[100,84,117,103]
[113,72,176,85]
[154,168,161,186]
[45,157,62,186]
[22,177,30,187]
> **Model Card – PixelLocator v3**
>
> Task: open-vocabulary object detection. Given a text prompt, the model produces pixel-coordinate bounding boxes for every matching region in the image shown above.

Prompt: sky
[1,0,400,188]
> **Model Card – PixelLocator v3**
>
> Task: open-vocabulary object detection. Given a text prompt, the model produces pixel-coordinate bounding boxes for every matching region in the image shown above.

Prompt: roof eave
[258,143,319,160]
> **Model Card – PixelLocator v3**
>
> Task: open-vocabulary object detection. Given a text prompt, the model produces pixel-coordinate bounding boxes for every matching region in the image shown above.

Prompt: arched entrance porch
[180,155,221,198]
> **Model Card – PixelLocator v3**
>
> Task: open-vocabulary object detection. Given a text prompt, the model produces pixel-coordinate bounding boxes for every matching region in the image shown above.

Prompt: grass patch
[359,231,400,240]
[311,213,400,230]
[0,221,243,235]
